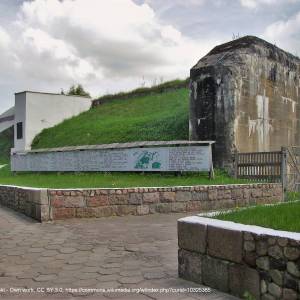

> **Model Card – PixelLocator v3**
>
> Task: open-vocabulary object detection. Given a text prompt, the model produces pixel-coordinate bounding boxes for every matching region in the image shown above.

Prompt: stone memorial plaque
[11,144,213,172]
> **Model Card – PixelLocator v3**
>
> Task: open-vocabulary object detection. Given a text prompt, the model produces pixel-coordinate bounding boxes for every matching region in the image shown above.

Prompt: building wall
[190,36,300,169]
[13,92,91,152]
[14,93,27,152]
[0,107,14,133]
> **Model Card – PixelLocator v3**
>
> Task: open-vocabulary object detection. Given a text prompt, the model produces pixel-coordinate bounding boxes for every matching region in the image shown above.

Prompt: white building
[7,91,92,152]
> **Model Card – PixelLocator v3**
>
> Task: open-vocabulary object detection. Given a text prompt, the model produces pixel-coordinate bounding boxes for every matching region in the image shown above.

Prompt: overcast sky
[0,0,300,113]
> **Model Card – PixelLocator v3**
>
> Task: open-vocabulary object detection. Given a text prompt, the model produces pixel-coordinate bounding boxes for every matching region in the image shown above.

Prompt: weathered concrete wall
[178,216,300,299]
[0,183,282,222]
[190,36,300,168]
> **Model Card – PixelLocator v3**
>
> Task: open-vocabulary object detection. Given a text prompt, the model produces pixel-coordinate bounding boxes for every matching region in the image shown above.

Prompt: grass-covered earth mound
[0,127,13,164]
[215,201,300,232]
[32,87,189,149]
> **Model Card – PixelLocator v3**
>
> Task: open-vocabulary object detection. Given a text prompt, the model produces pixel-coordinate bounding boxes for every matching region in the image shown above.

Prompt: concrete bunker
[190,36,300,169]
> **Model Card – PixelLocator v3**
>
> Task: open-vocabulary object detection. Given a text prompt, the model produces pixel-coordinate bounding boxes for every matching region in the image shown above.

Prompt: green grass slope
[0,127,13,164]
[215,202,300,232]
[32,88,189,149]
[0,166,247,188]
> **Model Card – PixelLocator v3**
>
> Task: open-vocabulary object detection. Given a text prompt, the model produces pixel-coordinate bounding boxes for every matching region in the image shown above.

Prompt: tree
[67,84,90,97]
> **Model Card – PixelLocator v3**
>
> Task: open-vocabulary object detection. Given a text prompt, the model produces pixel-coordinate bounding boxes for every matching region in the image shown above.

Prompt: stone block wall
[178,216,300,300]
[0,185,50,221]
[48,183,282,221]
[0,183,282,222]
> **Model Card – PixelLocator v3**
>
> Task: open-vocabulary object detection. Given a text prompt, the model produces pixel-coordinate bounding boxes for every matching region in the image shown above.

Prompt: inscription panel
[11,146,212,172]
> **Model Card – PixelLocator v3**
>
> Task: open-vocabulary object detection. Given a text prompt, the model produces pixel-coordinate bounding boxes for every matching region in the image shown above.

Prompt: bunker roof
[192,35,300,71]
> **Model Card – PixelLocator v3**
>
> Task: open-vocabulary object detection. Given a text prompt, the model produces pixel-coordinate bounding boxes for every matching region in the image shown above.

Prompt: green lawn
[0,166,247,189]
[32,88,189,149]
[215,202,300,232]
[0,127,13,164]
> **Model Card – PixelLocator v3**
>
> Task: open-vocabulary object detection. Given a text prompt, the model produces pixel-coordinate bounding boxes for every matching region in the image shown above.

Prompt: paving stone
[117,276,144,284]
[39,268,60,275]
[55,253,71,260]
[16,271,40,279]
[76,244,94,251]
[37,256,57,263]
[7,250,26,256]
[53,276,76,284]
[118,269,140,277]
[44,244,62,250]
[73,278,98,287]
[59,247,77,254]
[74,272,99,280]
[97,274,119,282]
[102,262,122,269]
[124,244,139,252]
[68,256,88,264]
[34,274,58,282]
[62,264,83,271]
[0,207,239,300]
[141,261,161,268]
[27,247,45,253]
[81,266,99,273]
[42,250,58,257]
[143,271,166,280]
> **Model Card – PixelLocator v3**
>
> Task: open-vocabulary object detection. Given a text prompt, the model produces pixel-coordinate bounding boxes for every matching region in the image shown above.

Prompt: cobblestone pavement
[0,206,238,300]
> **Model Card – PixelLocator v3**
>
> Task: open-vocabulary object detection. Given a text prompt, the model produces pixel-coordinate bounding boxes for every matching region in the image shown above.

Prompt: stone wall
[178,216,300,300]
[0,183,282,222]
[190,36,300,169]
[0,185,49,221]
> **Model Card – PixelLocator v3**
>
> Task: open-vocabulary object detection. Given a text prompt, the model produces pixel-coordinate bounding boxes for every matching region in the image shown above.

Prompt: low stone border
[0,186,49,221]
[0,183,282,222]
[178,216,300,299]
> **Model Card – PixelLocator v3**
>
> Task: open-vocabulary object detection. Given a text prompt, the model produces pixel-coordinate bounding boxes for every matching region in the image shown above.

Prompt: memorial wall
[11,143,213,173]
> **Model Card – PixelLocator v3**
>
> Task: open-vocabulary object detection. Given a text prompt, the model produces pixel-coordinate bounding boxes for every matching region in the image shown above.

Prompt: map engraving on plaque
[133,150,162,170]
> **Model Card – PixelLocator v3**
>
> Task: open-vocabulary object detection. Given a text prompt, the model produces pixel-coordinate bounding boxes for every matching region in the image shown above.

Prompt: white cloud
[240,0,299,9]
[0,26,11,49]
[145,0,205,8]
[0,0,217,113]
[263,11,300,55]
